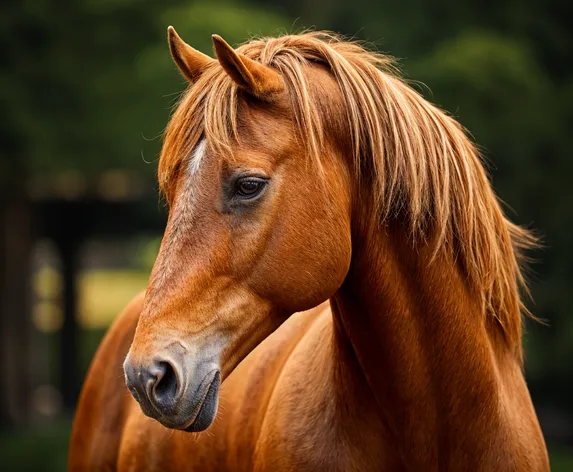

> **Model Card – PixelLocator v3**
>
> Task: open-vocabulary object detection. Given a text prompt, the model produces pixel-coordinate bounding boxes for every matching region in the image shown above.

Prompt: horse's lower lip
[144,369,221,432]
[180,370,220,432]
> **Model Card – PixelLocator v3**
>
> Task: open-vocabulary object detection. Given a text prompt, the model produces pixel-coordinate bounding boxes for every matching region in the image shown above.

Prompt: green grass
[78,269,149,329]
[550,444,573,471]
[33,267,149,331]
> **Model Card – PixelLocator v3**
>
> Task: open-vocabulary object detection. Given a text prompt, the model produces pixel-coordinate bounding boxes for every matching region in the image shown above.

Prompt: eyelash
[233,176,268,201]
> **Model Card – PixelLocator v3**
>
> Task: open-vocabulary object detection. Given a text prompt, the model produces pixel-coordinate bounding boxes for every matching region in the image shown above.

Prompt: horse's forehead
[185,137,272,178]
[179,99,299,187]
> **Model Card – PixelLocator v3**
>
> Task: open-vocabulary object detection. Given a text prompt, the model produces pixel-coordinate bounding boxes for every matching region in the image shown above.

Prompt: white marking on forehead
[189,139,206,176]
[149,142,205,302]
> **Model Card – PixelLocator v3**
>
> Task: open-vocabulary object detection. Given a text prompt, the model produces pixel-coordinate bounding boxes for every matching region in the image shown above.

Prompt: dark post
[0,197,32,427]
[56,221,80,410]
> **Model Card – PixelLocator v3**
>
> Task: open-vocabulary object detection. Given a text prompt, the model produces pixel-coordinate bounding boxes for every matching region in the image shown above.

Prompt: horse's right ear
[167,26,214,83]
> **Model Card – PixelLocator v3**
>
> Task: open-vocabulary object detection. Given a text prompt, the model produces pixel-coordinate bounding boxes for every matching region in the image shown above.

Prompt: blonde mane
[159,31,537,354]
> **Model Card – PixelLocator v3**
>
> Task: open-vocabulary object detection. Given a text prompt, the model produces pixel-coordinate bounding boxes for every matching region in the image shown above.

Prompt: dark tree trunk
[0,197,32,427]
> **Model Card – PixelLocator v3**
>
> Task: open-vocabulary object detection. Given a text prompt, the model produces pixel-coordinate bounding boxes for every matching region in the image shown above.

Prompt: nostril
[152,361,180,408]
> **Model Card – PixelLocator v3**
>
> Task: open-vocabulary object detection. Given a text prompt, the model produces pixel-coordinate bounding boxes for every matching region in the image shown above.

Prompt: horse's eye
[235,177,267,200]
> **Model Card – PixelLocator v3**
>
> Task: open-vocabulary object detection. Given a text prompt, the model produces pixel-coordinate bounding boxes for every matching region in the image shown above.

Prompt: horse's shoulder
[68,291,145,471]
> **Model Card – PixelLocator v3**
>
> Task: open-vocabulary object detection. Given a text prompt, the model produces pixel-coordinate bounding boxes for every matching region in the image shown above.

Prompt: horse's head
[124,29,353,431]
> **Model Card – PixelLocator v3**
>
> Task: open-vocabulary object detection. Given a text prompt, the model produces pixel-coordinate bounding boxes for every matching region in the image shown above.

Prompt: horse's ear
[211,34,284,100]
[168,26,214,83]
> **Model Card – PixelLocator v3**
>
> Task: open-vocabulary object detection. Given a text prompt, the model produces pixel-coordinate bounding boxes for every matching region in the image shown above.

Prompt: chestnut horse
[69,29,549,471]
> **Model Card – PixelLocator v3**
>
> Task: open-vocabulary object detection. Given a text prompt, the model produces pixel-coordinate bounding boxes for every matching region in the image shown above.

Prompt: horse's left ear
[212,34,284,100]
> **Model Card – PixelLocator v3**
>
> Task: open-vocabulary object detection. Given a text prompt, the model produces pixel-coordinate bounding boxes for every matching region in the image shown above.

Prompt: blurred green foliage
[0,0,292,180]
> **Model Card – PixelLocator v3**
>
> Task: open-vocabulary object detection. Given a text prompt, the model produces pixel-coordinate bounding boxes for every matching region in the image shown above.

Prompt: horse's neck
[330,220,521,469]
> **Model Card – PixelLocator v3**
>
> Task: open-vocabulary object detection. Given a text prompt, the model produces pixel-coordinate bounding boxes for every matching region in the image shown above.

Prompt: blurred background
[0,0,572,470]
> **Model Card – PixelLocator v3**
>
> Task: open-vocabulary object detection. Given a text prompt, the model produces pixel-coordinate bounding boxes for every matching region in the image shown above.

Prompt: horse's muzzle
[123,352,221,432]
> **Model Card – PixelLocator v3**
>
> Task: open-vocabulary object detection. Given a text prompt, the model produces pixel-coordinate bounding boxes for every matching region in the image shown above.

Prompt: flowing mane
[159,31,536,354]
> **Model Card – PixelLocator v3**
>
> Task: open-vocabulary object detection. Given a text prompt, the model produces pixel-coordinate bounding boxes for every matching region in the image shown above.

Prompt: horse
[68,28,549,471]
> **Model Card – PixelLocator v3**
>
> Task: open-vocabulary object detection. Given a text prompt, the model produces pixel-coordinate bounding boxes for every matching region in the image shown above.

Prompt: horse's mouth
[182,370,221,432]
[136,365,221,432]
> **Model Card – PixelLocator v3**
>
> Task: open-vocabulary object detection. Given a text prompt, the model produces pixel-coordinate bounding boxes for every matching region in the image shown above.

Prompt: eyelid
[230,175,269,203]
[233,171,270,181]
